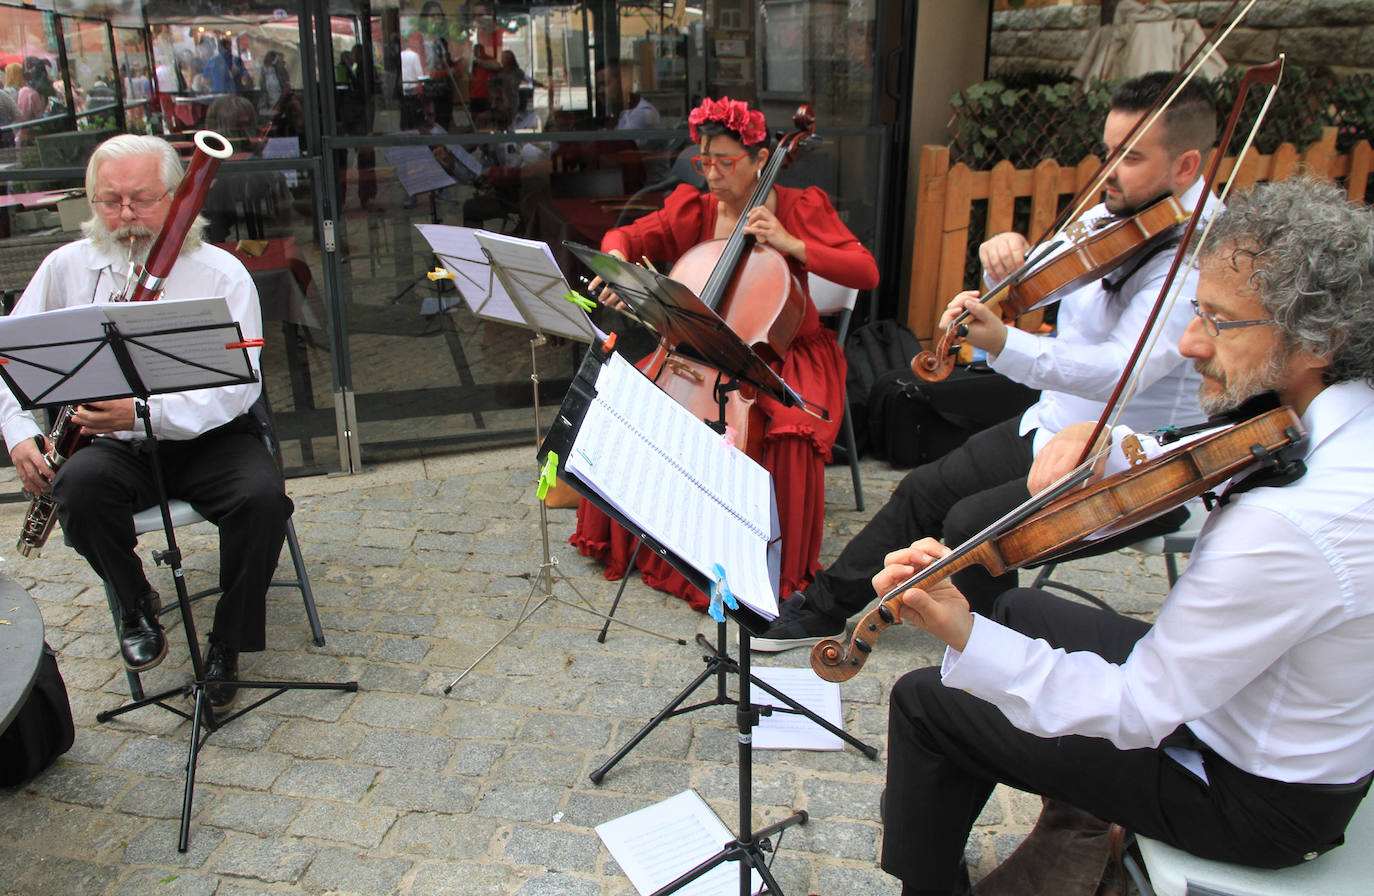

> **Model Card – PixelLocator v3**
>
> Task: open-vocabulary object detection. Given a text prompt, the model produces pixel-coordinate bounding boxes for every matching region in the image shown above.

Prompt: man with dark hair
[1,134,292,712]
[753,71,1218,650]
[878,176,1374,895]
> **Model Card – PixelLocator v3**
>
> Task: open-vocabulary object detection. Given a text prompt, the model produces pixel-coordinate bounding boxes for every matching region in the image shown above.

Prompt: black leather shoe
[204,639,240,711]
[118,591,167,671]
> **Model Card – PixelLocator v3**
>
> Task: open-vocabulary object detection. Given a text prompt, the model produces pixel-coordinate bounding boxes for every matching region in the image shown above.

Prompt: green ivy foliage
[948,64,1374,169]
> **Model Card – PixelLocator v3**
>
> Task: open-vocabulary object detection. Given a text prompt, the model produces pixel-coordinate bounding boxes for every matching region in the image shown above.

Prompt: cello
[637,106,820,460]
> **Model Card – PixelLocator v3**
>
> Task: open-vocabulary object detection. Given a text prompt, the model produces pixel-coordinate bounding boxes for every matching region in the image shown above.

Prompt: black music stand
[413,228,682,694]
[541,333,875,896]
[0,298,358,852]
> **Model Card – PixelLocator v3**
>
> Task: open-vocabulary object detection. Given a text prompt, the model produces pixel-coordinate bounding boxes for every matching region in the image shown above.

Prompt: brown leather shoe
[972,798,1114,896]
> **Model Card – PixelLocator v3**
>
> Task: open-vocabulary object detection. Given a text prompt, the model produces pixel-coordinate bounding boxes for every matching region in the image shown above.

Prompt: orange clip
[226,338,266,350]
[601,332,617,354]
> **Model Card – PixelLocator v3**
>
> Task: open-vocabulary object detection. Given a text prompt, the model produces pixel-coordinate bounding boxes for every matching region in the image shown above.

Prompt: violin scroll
[809,600,904,682]
[911,326,964,382]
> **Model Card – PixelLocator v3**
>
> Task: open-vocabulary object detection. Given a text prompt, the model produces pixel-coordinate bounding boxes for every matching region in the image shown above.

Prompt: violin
[912,192,1189,383]
[810,404,1306,682]
[639,107,817,460]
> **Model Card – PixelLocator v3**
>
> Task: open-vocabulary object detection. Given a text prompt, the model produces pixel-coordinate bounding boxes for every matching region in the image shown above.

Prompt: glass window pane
[0,6,66,158]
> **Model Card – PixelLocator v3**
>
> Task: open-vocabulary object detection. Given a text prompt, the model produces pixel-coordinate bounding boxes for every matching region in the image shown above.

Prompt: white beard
[81,214,207,266]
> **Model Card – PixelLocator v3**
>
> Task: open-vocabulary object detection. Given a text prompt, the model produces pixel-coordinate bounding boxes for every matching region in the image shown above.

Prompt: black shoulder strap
[1101,225,1185,295]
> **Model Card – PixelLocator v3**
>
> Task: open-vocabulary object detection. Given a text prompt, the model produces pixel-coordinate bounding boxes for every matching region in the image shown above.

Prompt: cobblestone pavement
[0,451,1170,895]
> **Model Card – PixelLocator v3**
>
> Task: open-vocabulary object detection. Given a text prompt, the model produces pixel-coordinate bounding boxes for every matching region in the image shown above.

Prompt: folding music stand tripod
[546,249,879,895]
[0,298,358,852]
[414,228,683,694]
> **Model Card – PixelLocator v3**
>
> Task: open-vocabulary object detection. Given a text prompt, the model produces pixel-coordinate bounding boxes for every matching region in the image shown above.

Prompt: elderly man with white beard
[0,134,292,712]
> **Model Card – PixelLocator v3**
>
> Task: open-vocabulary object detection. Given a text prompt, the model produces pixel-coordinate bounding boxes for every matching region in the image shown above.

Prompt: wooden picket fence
[905,127,1374,343]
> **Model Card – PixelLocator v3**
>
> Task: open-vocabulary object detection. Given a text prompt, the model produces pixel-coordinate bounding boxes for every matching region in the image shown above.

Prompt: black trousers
[52,417,293,654]
[882,589,1370,894]
[804,416,1186,616]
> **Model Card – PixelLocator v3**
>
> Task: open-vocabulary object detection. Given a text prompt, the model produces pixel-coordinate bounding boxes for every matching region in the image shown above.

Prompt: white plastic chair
[807,273,864,511]
[1126,793,1374,896]
[100,391,324,700]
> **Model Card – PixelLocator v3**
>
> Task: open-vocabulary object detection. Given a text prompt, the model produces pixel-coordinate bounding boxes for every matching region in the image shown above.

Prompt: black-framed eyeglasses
[90,191,170,215]
[1190,299,1275,338]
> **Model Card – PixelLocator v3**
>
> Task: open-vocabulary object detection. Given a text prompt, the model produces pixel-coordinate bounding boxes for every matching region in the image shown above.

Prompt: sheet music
[564,353,779,619]
[379,143,457,197]
[596,790,764,896]
[414,224,522,324]
[0,296,252,405]
[752,667,845,751]
[474,231,598,343]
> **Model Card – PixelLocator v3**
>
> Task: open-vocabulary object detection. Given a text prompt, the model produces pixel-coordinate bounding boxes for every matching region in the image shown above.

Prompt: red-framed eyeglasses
[691,152,749,176]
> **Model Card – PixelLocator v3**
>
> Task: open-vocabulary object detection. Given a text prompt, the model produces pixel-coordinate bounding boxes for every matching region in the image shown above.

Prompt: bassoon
[16,129,234,556]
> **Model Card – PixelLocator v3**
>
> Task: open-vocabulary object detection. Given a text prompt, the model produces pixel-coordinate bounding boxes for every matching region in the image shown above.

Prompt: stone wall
[990,1,1374,78]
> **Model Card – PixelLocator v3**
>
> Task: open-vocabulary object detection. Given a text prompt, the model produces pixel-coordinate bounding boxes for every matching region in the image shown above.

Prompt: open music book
[560,351,781,621]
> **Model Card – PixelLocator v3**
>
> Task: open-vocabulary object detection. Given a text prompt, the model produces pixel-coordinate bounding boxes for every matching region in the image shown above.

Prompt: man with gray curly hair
[0,134,291,713]
[876,176,1374,895]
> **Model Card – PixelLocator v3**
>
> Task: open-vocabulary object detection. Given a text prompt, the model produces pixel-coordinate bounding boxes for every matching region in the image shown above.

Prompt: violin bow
[1070,55,1287,472]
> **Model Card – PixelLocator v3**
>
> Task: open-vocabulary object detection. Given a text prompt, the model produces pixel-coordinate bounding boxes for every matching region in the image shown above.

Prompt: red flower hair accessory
[688,96,768,147]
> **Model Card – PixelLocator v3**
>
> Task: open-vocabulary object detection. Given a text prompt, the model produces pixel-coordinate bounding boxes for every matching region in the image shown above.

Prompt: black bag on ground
[842,319,922,457]
[0,642,75,787]
[867,362,1039,468]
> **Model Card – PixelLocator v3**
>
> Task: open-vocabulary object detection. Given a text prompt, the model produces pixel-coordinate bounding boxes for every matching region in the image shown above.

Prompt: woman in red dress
[572,96,879,612]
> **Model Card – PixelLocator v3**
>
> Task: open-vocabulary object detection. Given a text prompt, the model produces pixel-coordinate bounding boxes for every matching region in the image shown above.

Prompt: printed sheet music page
[564,352,779,620]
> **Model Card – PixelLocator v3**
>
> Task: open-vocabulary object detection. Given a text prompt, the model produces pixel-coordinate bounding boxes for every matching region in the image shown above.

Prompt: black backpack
[842,319,922,456]
[0,643,74,787]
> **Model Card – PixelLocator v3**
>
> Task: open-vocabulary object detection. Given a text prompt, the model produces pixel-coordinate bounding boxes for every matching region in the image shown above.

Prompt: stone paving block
[111,774,210,821]
[273,760,376,802]
[299,845,412,894]
[386,811,500,859]
[35,762,134,809]
[5,855,122,896]
[353,728,456,771]
[192,744,289,791]
[358,655,431,690]
[210,831,318,883]
[269,717,365,760]
[107,868,220,896]
[347,690,448,729]
[287,801,398,848]
[503,824,603,871]
[406,860,514,895]
[198,790,302,836]
[367,768,481,813]
[474,783,566,823]
[515,871,603,896]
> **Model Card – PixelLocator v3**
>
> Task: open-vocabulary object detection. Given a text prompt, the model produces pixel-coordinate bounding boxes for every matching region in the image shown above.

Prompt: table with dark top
[0,575,45,732]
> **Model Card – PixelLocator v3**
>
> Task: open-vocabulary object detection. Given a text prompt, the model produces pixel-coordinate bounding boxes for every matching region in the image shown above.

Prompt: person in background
[572,96,879,613]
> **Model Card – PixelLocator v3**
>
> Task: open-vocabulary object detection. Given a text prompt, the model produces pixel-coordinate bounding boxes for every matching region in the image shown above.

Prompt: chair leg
[841,395,864,512]
[103,580,146,701]
[1030,562,1115,612]
[280,518,325,647]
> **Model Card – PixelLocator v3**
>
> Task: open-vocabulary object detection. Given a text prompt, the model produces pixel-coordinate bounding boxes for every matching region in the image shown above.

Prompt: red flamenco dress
[571,183,879,612]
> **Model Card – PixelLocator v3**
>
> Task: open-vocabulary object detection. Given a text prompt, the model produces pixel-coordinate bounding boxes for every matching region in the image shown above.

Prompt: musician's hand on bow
[11,436,52,496]
[744,206,805,262]
[940,290,1008,356]
[873,538,973,651]
[980,231,1031,285]
[1027,421,1110,495]
[74,399,136,435]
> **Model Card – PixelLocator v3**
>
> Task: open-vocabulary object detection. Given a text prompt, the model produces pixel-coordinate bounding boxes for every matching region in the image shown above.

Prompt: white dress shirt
[993,178,1216,453]
[0,239,263,449]
[942,380,1374,785]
